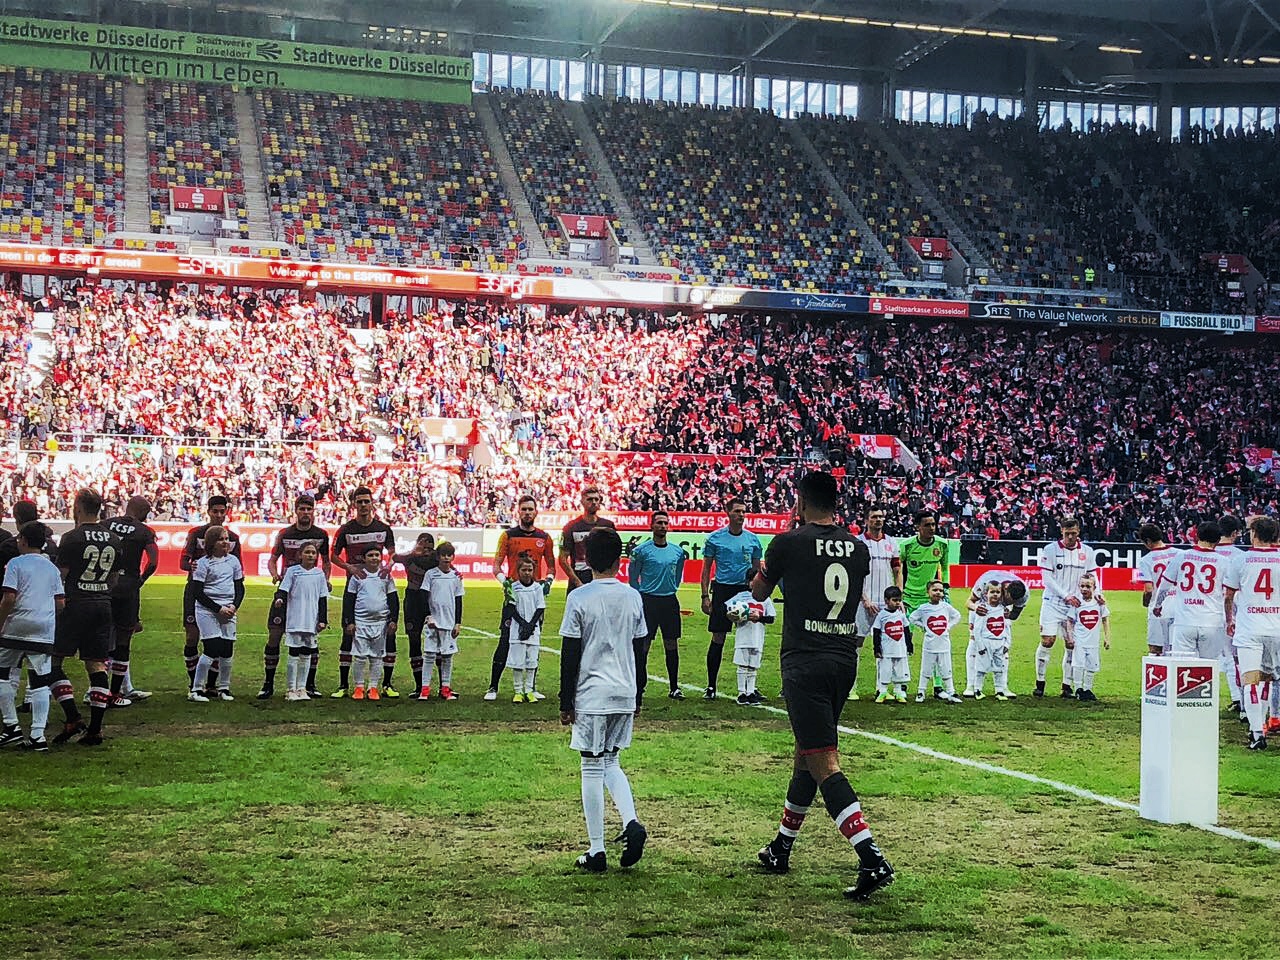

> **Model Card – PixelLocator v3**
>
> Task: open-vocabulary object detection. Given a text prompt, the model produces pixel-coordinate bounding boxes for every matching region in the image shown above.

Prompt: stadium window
[997,97,1014,118]
[679,70,697,104]
[510,55,529,90]
[1100,103,1116,125]
[771,79,788,117]
[717,73,735,107]
[980,95,996,115]
[964,94,980,124]
[1223,106,1241,128]
[1133,104,1152,129]
[1262,107,1276,130]
[824,83,838,115]
[911,90,928,121]
[928,91,945,122]
[567,61,586,101]
[472,52,490,91]
[697,72,716,105]
[753,76,770,111]
[1048,101,1065,128]
[945,93,962,125]
[643,66,661,100]
[805,81,823,116]
[839,83,857,117]
[491,54,510,89]
[787,80,804,117]
[661,68,679,102]
[530,57,548,92]
[623,66,642,100]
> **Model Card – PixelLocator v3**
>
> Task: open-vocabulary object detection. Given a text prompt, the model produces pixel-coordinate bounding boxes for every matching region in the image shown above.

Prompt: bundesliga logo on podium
[1175,665,1214,707]
[1144,662,1168,705]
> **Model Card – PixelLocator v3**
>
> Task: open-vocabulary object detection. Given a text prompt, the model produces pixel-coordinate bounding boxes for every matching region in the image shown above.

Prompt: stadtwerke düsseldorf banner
[0,16,472,102]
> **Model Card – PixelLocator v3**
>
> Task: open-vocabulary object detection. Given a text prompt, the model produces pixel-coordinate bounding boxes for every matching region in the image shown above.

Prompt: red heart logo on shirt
[884,621,904,641]
[985,616,1006,637]
[1077,609,1100,630]
[927,616,948,635]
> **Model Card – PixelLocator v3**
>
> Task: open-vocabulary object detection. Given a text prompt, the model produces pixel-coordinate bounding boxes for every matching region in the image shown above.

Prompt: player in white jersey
[907,580,963,703]
[1153,521,1228,660]
[1224,516,1280,750]
[1135,524,1181,656]
[851,507,901,701]
[1034,518,1098,699]
[1216,515,1245,716]
[1069,575,1110,702]
[963,570,1028,696]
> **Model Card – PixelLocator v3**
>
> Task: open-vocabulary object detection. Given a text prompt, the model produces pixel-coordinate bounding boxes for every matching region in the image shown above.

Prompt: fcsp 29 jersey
[57,522,125,603]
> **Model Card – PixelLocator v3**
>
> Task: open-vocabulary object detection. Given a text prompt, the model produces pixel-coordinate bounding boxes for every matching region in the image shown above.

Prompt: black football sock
[87,671,110,735]
[306,648,320,690]
[820,771,884,867]
[383,659,395,688]
[263,645,279,686]
[665,647,680,690]
[774,768,818,852]
[183,643,199,686]
[706,642,724,689]
[50,671,80,722]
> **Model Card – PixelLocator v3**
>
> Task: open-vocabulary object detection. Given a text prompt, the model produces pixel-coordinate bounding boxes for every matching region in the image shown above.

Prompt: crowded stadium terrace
[1,1,1279,541]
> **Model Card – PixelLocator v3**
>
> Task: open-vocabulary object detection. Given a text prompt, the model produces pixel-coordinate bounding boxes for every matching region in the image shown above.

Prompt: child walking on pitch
[871,587,911,703]
[559,527,648,872]
[506,554,546,702]
[188,526,244,702]
[970,582,1015,700]
[908,580,963,703]
[344,546,398,701]
[274,542,330,701]
[726,589,776,704]
[1071,574,1110,702]
[421,542,464,700]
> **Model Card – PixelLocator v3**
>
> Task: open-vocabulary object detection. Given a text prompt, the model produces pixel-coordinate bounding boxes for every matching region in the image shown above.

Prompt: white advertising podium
[1139,656,1219,825]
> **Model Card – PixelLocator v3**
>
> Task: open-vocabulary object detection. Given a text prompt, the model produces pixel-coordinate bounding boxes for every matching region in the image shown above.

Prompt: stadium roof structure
[39,0,1280,99]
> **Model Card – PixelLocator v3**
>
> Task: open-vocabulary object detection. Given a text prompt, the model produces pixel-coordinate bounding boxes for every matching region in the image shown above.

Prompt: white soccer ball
[725,597,754,624]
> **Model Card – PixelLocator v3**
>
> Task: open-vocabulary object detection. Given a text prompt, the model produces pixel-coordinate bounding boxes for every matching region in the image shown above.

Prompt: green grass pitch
[1,578,1276,958]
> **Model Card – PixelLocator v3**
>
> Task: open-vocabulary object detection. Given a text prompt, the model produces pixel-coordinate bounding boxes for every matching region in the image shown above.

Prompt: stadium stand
[488,90,627,257]
[0,67,124,246]
[145,81,249,237]
[31,287,369,443]
[584,96,878,291]
[254,89,524,269]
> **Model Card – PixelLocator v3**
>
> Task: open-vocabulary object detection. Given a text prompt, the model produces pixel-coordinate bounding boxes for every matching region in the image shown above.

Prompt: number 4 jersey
[760,521,871,664]
[1225,547,1280,641]
[1157,546,1228,628]
[56,521,125,603]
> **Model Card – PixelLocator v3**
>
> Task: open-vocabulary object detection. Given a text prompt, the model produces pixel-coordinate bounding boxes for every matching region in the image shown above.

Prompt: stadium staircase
[786,120,904,282]
[472,93,551,260]
[1087,149,1184,273]
[345,326,397,457]
[864,122,994,277]
[564,101,660,267]
[233,92,275,243]
[122,80,151,234]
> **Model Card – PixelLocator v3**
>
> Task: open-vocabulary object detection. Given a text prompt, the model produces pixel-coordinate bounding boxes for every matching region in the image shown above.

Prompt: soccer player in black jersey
[260,495,332,699]
[49,489,124,747]
[330,487,396,697]
[180,496,242,691]
[751,472,895,902]
[104,496,158,704]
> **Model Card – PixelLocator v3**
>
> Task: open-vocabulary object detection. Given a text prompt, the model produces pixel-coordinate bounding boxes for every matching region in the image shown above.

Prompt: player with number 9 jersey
[761,524,871,665]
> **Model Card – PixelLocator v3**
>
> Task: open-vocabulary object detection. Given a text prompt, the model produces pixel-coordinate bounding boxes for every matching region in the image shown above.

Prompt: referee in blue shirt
[700,499,763,700]
[628,510,688,703]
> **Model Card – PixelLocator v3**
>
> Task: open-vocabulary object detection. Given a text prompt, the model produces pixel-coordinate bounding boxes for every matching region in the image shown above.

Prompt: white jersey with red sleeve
[1135,546,1181,621]
[1038,540,1098,612]
[858,533,901,603]
[1157,546,1229,629]
[1225,547,1280,641]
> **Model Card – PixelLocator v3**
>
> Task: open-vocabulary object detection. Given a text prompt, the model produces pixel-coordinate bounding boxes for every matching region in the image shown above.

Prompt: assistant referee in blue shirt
[628,510,688,703]
[700,499,763,700]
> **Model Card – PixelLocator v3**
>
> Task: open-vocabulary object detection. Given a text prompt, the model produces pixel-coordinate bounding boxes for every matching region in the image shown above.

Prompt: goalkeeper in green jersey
[899,511,950,615]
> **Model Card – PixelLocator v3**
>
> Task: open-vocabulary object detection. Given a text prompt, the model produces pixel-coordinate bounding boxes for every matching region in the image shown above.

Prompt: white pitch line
[457,625,1280,853]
